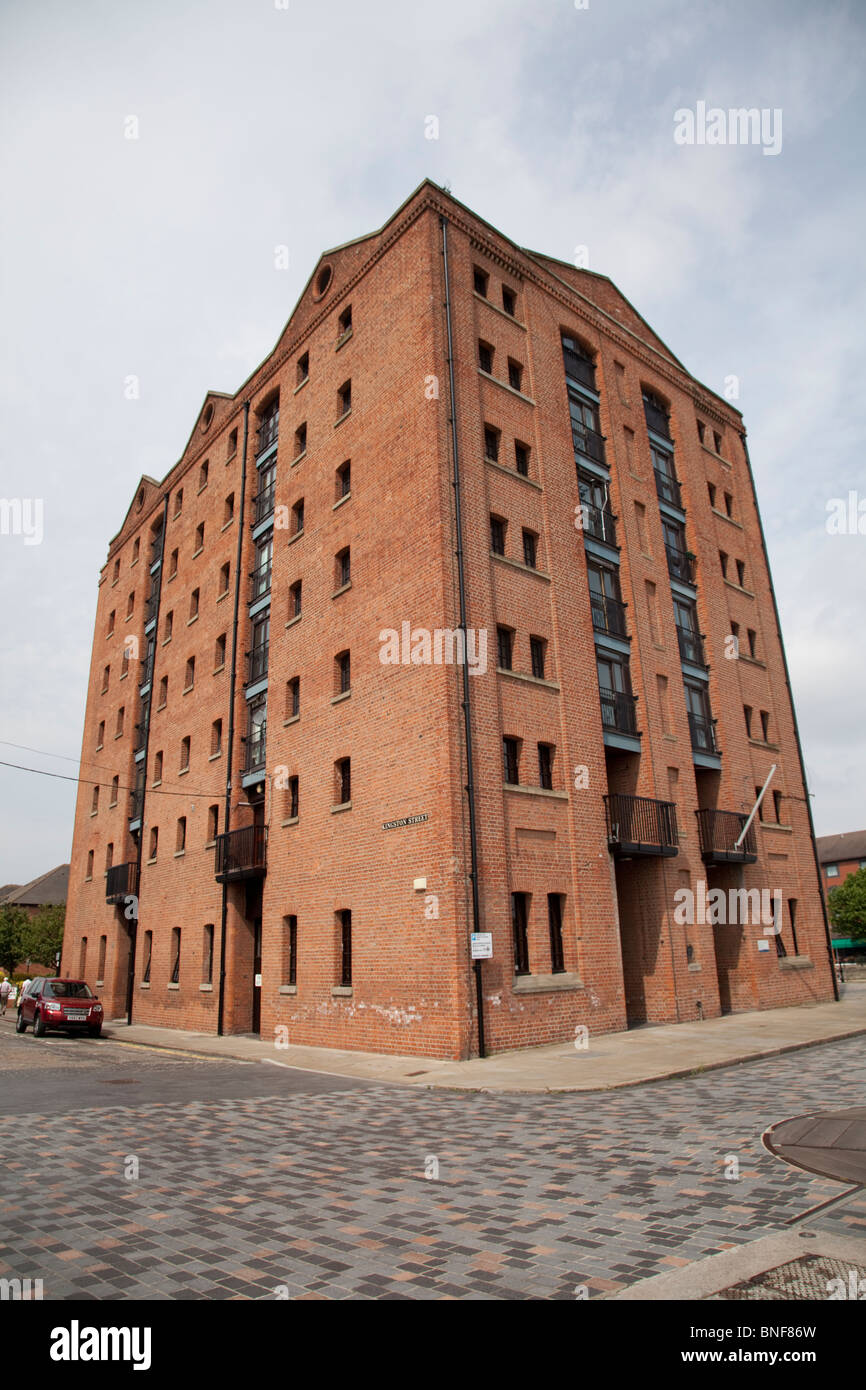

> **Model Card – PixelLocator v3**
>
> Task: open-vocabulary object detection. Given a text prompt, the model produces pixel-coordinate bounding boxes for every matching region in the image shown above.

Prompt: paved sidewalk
[103,983,866,1093]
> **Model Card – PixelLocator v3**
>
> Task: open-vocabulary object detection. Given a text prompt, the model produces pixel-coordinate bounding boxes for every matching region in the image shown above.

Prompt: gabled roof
[816,831,866,866]
[1,864,69,907]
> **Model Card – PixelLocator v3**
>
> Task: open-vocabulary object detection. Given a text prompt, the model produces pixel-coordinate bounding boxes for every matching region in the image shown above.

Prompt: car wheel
[88,1025,102,1039]
[33,1011,46,1038]
[15,1011,26,1034]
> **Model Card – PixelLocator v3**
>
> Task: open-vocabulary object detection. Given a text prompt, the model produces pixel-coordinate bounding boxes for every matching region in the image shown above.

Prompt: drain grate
[707,1254,866,1301]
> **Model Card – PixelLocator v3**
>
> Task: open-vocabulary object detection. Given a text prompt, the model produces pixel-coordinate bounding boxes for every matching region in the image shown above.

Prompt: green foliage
[0,906,28,974]
[0,903,65,974]
[828,868,866,942]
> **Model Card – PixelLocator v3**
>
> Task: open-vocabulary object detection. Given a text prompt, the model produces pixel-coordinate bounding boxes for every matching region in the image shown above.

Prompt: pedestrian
[0,977,11,1016]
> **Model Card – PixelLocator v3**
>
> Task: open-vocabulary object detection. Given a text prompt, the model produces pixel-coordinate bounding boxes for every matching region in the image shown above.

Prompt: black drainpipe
[739,431,838,1001]
[441,215,486,1058]
[218,401,250,1035]
[126,491,170,1024]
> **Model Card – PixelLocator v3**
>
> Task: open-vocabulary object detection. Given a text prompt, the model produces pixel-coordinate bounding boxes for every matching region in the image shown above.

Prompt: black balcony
[605,792,678,858]
[688,711,720,755]
[252,485,275,527]
[106,861,139,904]
[571,424,607,467]
[676,625,707,669]
[563,347,597,393]
[643,398,672,440]
[696,809,757,865]
[591,592,629,639]
[249,565,272,603]
[134,706,150,753]
[654,468,683,510]
[149,533,164,568]
[599,687,639,735]
[144,581,160,625]
[665,543,697,585]
[139,657,154,690]
[246,644,269,684]
[243,731,267,776]
[214,825,267,882]
[129,785,145,822]
[582,503,618,547]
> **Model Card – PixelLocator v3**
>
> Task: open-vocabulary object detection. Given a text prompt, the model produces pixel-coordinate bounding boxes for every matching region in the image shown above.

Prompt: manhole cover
[707,1255,866,1301]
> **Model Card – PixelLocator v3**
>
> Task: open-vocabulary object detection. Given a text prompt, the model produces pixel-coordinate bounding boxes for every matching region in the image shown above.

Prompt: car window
[44,981,92,1000]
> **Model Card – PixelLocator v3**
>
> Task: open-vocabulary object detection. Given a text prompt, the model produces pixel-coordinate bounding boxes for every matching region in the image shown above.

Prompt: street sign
[471,933,492,959]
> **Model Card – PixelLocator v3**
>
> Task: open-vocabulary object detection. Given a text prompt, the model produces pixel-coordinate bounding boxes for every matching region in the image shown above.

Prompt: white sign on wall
[471,933,493,960]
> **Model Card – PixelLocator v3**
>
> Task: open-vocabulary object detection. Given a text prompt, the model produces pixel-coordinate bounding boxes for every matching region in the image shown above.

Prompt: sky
[0,0,863,884]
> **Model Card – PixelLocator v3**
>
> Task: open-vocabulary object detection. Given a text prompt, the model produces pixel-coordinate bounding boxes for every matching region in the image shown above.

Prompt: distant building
[817,830,866,901]
[0,864,68,918]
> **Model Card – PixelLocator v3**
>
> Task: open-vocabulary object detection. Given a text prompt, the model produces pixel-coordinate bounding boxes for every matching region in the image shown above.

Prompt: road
[1,1016,863,1299]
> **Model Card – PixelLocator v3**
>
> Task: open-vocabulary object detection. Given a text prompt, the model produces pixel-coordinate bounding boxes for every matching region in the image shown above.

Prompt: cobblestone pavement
[1,1023,864,1300]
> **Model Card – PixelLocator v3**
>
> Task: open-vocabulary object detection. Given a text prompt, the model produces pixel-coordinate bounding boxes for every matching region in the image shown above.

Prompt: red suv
[16,978,103,1038]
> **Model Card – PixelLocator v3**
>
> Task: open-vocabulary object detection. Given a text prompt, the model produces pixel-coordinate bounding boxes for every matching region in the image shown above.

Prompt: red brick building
[61,181,837,1057]
[816,830,866,901]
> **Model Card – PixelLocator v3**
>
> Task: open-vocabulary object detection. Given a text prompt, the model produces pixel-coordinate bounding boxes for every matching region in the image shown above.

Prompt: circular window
[314,264,333,299]
[200,402,215,433]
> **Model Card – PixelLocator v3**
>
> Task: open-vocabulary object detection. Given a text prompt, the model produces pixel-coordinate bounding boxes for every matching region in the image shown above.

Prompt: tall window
[522,529,538,569]
[149,826,159,860]
[788,899,799,956]
[170,928,181,984]
[337,651,351,694]
[497,626,514,671]
[503,737,520,785]
[483,424,500,462]
[490,515,506,555]
[95,935,106,982]
[514,441,530,477]
[214,632,227,669]
[176,816,187,853]
[203,925,214,985]
[336,547,351,587]
[478,340,494,374]
[338,909,352,986]
[287,676,300,718]
[338,380,352,417]
[142,931,152,983]
[337,459,351,499]
[211,719,222,756]
[511,893,529,976]
[530,636,546,680]
[538,743,554,791]
[288,775,299,820]
[180,735,190,771]
[548,894,565,974]
[297,352,309,386]
[336,757,351,805]
[207,805,219,842]
[257,397,279,455]
[285,915,298,986]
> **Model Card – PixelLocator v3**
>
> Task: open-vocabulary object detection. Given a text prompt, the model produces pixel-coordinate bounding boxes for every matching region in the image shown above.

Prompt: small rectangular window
[337,459,351,499]
[548,893,565,974]
[538,743,553,791]
[503,737,520,785]
[285,915,298,985]
[338,909,352,987]
[735,559,745,587]
[514,441,530,477]
[297,353,309,386]
[295,422,307,457]
[522,529,537,569]
[490,515,506,555]
[511,892,529,974]
[170,927,181,983]
[496,626,513,671]
[176,817,186,853]
[336,757,351,804]
[473,266,489,297]
[502,286,516,317]
[530,636,546,680]
[483,424,500,462]
[203,925,214,985]
[478,340,494,374]
[507,359,523,392]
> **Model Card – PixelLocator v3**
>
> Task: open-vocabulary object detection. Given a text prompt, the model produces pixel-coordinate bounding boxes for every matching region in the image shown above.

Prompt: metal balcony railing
[604,792,679,857]
[654,467,683,509]
[665,544,697,585]
[106,861,139,904]
[144,580,160,624]
[252,485,275,526]
[599,687,639,735]
[571,423,607,467]
[676,625,707,668]
[695,809,757,864]
[562,348,597,393]
[643,398,672,439]
[688,711,719,755]
[582,503,618,547]
[249,565,272,603]
[246,644,269,684]
[590,592,628,639]
[214,825,268,882]
[129,785,145,823]
[243,730,267,776]
[256,416,279,456]
[149,534,164,568]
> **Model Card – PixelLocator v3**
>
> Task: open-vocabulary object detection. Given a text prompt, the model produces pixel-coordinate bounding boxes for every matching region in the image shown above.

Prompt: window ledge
[167,982,180,991]
[199,983,214,992]
[213,663,225,675]
[208,751,222,762]
[197,483,208,495]
[332,581,352,599]
[331,985,353,996]
[496,667,560,692]
[473,291,526,329]
[331,800,353,814]
[178,767,189,778]
[162,636,172,647]
[192,547,203,560]
[701,442,732,469]
[283,713,300,727]
[723,579,755,598]
[90,810,98,818]
[285,614,302,630]
[281,816,299,828]
[287,529,304,546]
[84,875,93,882]
[738,654,766,669]
[335,328,353,351]
[156,702,166,712]
[779,957,813,971]
[290,450,307,468]
[759,822,792,834]
[182,684,194,695]
[513,971,582,995]
[333,492,351,511]
[221,518,234,532]
[187,614,199,626]
[216,590,229,603]
[331,690,351,705]
[119,671,128,681]
[294,377,308,396]
[503,783,568,801]
[95,979,104,988]
[139,982,150,990]
[152,779,162,788]
[334,409,352,428]
[204,839,215,849]
[485,457,542,491]
[146,856,157,866]
[114,731,124,740]
[279,984,298,994]
[173,849,186,857]
[748,738,780,752]
[166,572,176,583]
[491,552,550,582]
[711,507,742,529]
[95,744,104,752]
[477,368,535,406]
